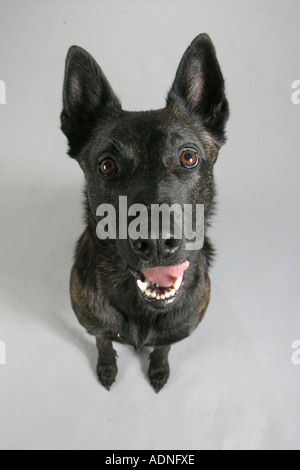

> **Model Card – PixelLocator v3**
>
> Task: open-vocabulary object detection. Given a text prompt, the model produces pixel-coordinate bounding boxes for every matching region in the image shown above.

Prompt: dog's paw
[97,363,118,391]
[148,366,170,393]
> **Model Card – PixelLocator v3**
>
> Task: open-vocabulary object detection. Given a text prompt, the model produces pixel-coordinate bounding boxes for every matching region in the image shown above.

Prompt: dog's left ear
[167,34,229,146]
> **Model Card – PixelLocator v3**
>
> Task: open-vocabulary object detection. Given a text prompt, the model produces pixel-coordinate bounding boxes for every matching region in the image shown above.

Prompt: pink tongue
[141,261,190,288]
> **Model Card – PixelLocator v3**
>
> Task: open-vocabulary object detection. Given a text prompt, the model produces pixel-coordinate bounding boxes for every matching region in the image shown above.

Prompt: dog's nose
[129,236,181,262]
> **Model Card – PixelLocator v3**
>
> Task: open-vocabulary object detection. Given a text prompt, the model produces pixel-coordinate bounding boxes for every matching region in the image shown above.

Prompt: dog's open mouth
[129,261,190,305]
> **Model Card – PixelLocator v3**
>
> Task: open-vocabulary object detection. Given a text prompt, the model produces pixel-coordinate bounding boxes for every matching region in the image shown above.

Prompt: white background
[0,0,300,450]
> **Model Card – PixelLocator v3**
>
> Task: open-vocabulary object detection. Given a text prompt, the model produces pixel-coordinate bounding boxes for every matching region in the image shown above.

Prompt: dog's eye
[99,158,117,177]
[180,149,199,169]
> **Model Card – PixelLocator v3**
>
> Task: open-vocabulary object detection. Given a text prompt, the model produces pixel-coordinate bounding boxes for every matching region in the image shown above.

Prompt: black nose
[129,236,182,262]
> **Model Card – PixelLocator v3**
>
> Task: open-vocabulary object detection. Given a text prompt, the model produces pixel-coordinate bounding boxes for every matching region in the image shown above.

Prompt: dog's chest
[114,324,154,351]
[104,314,192,350]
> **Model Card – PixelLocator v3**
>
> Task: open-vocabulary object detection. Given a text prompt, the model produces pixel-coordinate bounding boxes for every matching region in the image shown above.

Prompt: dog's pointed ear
[61,46,121,157]
[167,34,229,146]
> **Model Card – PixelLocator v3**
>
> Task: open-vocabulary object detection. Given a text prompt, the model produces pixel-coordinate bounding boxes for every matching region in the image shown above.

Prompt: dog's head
[61,34,229,310]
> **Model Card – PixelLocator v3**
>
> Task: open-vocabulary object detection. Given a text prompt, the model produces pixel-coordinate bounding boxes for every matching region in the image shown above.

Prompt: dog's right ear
[61,46,121,158]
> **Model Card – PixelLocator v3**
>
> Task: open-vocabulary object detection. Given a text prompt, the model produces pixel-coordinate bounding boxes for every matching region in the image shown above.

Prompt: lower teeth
[138,281,181,300]
[136,275,183,300]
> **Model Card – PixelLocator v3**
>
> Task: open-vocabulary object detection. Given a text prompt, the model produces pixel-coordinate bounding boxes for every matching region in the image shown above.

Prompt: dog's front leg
[96,336,118,391]
[148,345,171,393]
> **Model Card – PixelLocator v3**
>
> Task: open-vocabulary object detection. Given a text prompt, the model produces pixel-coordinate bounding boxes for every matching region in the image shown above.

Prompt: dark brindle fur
[60,34,229,392]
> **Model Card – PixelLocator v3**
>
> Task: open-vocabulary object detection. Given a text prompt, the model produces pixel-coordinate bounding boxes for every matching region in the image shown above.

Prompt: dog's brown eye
[180,149,199,169]
[99,158,117,176]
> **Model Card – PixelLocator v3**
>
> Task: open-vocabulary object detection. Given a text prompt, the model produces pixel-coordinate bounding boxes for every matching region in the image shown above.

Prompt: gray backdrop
[0,0,299,450]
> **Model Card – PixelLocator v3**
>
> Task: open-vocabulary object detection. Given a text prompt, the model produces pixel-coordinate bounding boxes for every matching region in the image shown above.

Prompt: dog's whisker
[99,136,123,153]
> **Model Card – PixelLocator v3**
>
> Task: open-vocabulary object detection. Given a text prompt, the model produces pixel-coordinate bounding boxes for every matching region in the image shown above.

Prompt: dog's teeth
[173,277,182,291]
[169,288,176,297]
[137,279,148,292]
[140,278,181,300]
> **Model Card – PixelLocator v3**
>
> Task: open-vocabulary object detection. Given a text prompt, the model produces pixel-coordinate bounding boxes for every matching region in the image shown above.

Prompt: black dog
[60,34,229,392]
